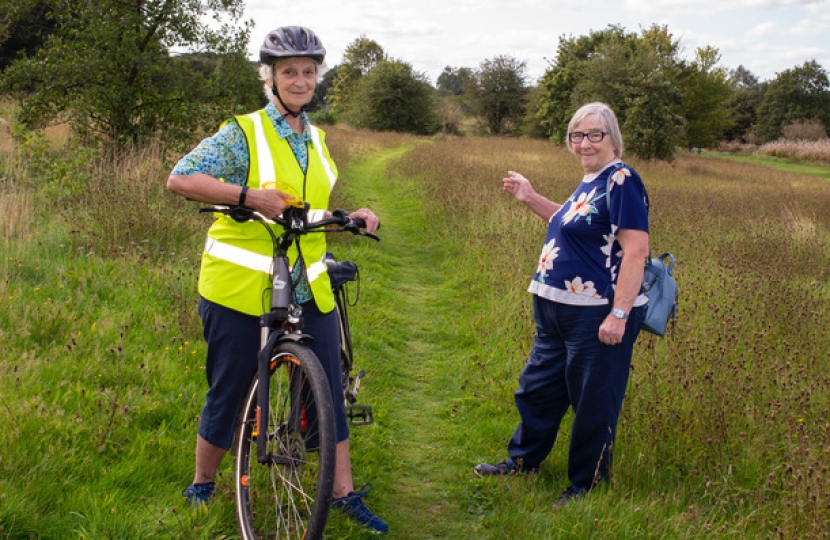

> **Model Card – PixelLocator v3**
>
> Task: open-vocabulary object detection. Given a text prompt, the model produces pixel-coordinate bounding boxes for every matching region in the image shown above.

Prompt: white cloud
[239,0,829,83]
[624,0,828,10]
[786,18,830,36]
[745,21,780,39]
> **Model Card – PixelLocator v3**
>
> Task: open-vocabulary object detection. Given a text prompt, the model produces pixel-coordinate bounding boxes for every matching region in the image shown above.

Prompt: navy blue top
[528,161,649,306]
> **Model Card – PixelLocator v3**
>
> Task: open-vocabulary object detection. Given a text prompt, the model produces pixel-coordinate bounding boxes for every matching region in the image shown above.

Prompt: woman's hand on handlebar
[346,208,380,233]
[245,188,295,219]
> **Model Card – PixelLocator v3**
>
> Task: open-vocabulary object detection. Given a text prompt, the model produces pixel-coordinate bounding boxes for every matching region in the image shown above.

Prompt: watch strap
[610,308,629,320]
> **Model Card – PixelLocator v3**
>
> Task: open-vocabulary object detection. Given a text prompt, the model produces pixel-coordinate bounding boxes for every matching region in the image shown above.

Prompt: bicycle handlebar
[198,205,381,242]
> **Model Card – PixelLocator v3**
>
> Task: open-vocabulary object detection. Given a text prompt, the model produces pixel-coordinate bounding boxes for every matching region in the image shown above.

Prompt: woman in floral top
[474,102,650,508]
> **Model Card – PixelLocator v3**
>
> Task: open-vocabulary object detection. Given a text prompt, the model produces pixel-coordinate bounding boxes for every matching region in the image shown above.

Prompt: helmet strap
[272,84,304,118]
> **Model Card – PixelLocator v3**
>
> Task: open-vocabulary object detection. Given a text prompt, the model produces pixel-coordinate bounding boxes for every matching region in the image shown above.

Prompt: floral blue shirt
[172,102,315,304]
[527,161,649,306]
[171,102,312,182]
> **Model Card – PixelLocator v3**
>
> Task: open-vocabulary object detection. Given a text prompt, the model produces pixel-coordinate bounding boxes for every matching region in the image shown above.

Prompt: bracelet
[238,185,249,206]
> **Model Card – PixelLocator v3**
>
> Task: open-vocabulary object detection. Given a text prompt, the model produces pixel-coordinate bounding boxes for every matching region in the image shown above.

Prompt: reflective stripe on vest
[204,237,272,275]
[248,112,336,189]
[204,212,330,276]
[309,126,336,189]
[251,113,276,185]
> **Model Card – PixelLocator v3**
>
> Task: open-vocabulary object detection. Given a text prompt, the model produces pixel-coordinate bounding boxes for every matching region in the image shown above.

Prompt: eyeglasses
[568,130,608,144]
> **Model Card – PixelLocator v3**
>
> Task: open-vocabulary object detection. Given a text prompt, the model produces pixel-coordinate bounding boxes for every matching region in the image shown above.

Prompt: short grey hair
[259,59,325,101]
[565,102,624,159]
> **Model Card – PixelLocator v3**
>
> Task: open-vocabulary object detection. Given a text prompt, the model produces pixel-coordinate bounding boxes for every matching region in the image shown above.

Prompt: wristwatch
[610,308,629,320]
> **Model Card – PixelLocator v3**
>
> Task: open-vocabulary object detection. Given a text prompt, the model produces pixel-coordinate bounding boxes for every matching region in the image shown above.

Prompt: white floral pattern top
[528,161,649,306]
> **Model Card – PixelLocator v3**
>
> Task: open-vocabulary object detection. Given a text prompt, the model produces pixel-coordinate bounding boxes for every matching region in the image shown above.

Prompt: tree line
[2,0,829,161]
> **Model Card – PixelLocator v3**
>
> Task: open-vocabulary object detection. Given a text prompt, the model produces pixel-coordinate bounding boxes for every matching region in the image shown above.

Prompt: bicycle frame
[326,256,374,426]
[201,204,378,464]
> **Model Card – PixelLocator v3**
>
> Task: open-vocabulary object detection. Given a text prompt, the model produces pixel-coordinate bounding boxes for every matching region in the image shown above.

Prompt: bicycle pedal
[346,404,373,426]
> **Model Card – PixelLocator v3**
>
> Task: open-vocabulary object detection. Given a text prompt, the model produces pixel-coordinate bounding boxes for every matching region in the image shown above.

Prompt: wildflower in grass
[562,187,601,225]
[536,238,560,281]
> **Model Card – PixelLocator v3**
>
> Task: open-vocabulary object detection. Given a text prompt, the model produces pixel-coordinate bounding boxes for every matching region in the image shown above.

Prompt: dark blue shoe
[554,485,587,507]
[473,458,536,476]
[182,482,215,507]
[332,483,388,534]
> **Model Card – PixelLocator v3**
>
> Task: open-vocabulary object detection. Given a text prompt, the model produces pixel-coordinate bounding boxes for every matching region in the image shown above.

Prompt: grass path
[331,145,481,538]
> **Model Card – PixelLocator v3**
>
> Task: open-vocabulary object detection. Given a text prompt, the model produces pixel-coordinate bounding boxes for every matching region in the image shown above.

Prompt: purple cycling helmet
[260,26,326,64]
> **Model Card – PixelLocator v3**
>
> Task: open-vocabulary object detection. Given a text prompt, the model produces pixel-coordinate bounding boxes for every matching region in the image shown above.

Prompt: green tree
[754,60,830,143]
[467,55,528,135]
[342,35,386,76]
[678,46,733,148]
[308,64,340,112]
[623,69,684,160]
[435,65,474,135]
[436,65,474,96]
[0,0,57,72]
[520,85,548,138]
[328,36,386,118]
[536,25,633,142]
[0,0,258,149]
[537,24,686,160]
[723,65,765,142]
[348,59,439,135]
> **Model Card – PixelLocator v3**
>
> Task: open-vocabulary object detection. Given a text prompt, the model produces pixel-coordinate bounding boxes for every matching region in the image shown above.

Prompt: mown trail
[334,144,480,538]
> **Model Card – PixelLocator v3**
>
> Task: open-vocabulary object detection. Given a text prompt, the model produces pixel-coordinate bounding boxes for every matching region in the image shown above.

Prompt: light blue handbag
[606,177,678,336]
[640,253,678,336]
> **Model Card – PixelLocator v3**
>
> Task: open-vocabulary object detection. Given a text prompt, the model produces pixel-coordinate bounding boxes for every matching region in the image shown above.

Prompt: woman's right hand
[246,188,292,218]
[502,171,534,202]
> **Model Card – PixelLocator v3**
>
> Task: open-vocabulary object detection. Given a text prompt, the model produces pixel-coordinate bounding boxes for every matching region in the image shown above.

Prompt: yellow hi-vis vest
[197,109,338,316]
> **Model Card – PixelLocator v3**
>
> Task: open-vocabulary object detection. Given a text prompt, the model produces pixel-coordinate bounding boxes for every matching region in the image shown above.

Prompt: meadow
[0,119,828,539]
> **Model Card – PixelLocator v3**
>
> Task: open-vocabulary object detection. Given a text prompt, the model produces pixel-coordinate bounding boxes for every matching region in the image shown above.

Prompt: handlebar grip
[350,217,381,231]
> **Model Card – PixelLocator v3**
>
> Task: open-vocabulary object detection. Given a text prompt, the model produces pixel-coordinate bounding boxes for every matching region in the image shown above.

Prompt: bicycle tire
[234,341,336,540]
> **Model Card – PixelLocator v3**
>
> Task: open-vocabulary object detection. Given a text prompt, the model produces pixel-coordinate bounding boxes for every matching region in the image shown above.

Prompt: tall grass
[388,137,830,538]
[758,138,830,163]
[1,123,828,539]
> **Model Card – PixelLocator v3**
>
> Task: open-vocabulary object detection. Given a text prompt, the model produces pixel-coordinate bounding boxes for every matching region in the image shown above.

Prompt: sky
[239,0,830,85]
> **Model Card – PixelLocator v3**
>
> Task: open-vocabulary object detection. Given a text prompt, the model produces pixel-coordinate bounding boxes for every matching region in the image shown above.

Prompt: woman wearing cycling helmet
[167,26,388,534]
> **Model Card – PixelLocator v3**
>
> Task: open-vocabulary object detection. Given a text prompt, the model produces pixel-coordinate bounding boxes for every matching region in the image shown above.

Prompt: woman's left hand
[599,316,626,346]
[348,208,380,234]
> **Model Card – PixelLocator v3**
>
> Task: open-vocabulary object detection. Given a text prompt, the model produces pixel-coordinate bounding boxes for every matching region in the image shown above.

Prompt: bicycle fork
[255,254,295,465]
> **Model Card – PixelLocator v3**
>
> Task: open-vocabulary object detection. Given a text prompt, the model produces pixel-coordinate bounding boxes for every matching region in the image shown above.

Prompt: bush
[757,137,830,163]
[308,108,339,126]
[782,119,827,141]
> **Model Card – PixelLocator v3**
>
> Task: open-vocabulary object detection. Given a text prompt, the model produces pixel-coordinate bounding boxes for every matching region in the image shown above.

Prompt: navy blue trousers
[507,295,643,490]
[197,297,348,450]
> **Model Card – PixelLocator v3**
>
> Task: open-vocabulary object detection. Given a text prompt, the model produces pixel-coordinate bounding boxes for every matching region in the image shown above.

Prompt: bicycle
[200,202,379,540]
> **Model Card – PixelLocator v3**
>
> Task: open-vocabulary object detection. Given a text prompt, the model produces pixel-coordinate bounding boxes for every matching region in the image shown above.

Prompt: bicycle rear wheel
[235,341,336,540]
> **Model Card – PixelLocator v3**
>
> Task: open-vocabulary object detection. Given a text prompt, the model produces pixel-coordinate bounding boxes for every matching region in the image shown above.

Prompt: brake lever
[342,218,380,241]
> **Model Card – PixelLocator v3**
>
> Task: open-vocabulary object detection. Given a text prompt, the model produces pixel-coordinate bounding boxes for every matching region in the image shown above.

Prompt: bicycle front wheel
[234,341,336,540]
